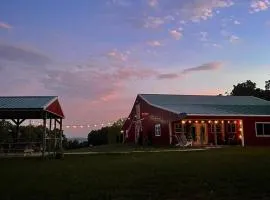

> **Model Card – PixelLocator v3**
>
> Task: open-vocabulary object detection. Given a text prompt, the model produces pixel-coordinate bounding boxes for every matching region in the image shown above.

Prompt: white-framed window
[256,122,270,137]
[228,123,236,133]
[155,124,161,136]
[210,124,222,133]
[174,123,185,133]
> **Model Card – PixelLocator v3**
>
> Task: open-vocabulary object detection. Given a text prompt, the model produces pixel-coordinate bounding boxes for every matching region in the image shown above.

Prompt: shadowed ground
[1,147,270,200]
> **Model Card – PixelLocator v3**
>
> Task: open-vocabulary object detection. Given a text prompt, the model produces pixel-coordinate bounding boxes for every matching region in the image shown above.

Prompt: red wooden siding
[242,116,270,146]
[45,99,64,118]
[123,95,179,145]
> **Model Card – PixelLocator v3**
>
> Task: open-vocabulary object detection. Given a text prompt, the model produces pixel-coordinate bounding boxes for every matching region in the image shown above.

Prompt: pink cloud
[0,21,12,29]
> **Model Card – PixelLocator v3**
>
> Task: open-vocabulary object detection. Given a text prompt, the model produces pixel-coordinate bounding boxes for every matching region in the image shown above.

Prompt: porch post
[214,123,218,146]
[240,120,245,147]
[169,121,172,145]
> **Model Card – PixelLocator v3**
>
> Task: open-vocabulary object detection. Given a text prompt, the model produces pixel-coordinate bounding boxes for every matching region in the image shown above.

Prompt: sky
[0,0,270,137]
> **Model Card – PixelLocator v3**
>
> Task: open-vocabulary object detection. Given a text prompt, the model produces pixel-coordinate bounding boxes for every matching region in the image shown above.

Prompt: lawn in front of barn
[1,147,270,200]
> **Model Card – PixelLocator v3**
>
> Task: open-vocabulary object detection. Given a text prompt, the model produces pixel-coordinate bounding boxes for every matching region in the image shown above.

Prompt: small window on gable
[155,124,161,136]
[256,123,270,136]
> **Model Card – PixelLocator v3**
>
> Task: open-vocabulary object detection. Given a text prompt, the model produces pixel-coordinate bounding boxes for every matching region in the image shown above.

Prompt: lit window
[256,123,270,136]
[155,124,161,136]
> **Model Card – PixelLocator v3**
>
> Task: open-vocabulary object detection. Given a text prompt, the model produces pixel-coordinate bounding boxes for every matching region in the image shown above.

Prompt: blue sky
[0,0,270,137]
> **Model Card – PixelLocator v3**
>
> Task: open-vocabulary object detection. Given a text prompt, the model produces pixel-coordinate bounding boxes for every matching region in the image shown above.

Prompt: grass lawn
[1,147,270,200]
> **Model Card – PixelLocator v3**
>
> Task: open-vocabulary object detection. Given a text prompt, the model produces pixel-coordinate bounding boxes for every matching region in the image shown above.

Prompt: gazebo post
[11,119,25,144]
[42,112,47,158]
[60,118,63,150]
[49,118,52,155]
[54,118,57,153]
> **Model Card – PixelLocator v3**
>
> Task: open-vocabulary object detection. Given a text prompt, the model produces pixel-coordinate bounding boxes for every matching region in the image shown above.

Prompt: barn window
[155,124,161,136]
[256,123,270,136]
[228,123,236,133]
[210,124,222,133]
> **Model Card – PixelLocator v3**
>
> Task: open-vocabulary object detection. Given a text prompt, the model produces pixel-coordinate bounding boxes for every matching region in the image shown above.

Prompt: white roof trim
[138,94,180,115]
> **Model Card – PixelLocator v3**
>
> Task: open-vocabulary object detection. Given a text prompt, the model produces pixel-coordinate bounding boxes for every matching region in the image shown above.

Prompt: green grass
[1,147,270,200]
[65,144,203,153]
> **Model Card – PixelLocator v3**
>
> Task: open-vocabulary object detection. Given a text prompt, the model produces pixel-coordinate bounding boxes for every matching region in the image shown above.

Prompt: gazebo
[0,96,64,157]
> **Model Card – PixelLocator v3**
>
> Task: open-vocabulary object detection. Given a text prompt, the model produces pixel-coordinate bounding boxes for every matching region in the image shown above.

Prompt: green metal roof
[139,94,270,116]
[0,96,57,109]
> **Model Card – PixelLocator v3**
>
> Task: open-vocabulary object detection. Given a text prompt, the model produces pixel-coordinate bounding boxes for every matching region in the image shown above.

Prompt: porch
[171,119,244,147]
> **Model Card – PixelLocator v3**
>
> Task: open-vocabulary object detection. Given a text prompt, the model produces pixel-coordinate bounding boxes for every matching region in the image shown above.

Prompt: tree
[87,118,125,146]
[266,80,270,90]
[229,80,270,101]
[231,80,257,96]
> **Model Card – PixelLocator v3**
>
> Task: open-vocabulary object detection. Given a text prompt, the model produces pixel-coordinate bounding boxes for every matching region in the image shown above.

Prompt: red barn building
[122,94,270,146]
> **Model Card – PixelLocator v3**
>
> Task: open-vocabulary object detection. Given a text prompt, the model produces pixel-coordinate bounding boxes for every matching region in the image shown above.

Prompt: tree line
[87,119,124,146]
[229,80,270,100]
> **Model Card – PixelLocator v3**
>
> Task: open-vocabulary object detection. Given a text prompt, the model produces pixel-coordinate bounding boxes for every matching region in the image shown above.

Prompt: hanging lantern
[214,120,218,124]
[221,120,224,124]
[201,121,205,124]
[208,120,212,123]
[188,120,192,123]
[195,120,198,123]
[182,120,186,124]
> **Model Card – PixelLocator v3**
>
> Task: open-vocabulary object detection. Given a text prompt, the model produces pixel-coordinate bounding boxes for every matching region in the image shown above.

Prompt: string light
[214,120,218,124]
[182,121,186,124]
[239,128,243,132]
[208,120,212,123]
[201,121,205,124]
[195,120,198,123]
[188,120,192,124]
[228,121,230,124]
[221,120,224,124]
[239,121,242,125]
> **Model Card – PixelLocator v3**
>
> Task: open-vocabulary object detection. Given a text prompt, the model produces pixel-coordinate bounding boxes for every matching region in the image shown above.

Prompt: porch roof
[139,94,270,116]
